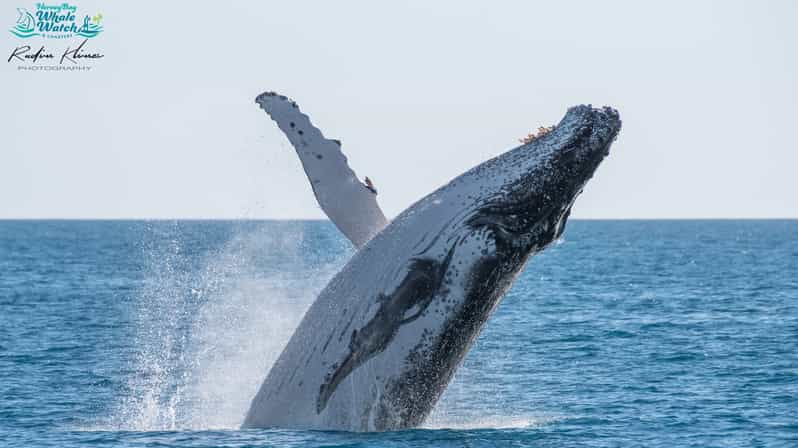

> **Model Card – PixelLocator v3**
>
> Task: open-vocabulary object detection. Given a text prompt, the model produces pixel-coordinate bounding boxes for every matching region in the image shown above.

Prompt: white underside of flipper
[256,92,388,248]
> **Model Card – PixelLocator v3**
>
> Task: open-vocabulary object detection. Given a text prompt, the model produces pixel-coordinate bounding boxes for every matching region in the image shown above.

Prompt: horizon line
[1,217,797,221]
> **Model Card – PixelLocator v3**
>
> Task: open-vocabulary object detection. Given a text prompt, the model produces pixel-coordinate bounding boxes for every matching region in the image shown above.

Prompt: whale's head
[465,105,621,256]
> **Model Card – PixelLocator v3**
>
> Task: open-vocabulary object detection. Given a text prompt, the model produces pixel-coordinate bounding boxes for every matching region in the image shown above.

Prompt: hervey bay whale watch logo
[10,3,102,39]
[7,3,104,71]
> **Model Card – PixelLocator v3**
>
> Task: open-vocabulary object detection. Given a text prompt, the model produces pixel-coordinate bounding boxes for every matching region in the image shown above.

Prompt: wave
[423,414,562,430]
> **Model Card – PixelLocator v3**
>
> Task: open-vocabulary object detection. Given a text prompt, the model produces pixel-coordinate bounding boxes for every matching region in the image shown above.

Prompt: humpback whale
[244,92,621,431]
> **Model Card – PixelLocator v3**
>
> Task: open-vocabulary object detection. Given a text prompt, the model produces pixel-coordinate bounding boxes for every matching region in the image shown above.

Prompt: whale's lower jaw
[243,105,621,432]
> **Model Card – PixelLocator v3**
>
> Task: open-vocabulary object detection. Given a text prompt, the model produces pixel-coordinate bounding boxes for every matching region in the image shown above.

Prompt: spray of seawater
[424,367,562,430]
[423,415,560,430]
[105,222,344,430]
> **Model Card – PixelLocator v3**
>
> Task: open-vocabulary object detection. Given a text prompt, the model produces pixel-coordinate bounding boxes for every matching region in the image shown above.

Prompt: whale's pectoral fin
[318,350,358,413]
[255,91,389,248]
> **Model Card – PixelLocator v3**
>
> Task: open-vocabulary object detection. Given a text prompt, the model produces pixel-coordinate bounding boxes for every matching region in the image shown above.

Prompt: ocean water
[1,220,796,447]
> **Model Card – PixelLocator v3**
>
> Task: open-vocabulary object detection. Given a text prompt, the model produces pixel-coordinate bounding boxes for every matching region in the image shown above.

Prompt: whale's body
[244,96,621,431]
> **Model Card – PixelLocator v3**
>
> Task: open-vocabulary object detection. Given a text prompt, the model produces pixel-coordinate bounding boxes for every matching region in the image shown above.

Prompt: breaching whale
[243,92,621,431]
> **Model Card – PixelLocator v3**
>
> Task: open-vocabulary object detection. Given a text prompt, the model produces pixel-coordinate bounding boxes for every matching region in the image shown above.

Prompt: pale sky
[1,0,796,219]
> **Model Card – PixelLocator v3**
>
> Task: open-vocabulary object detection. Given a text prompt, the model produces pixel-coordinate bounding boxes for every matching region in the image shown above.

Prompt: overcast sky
[1,0,796,219]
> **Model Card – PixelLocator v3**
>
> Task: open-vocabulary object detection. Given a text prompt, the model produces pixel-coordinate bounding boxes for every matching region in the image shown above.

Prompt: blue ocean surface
[1,220,796,447]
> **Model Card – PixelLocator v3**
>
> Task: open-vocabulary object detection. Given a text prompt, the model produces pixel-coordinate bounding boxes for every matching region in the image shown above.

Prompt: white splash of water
[107,222,344,430]
[423,414,560,430]
[423,350,563,431]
